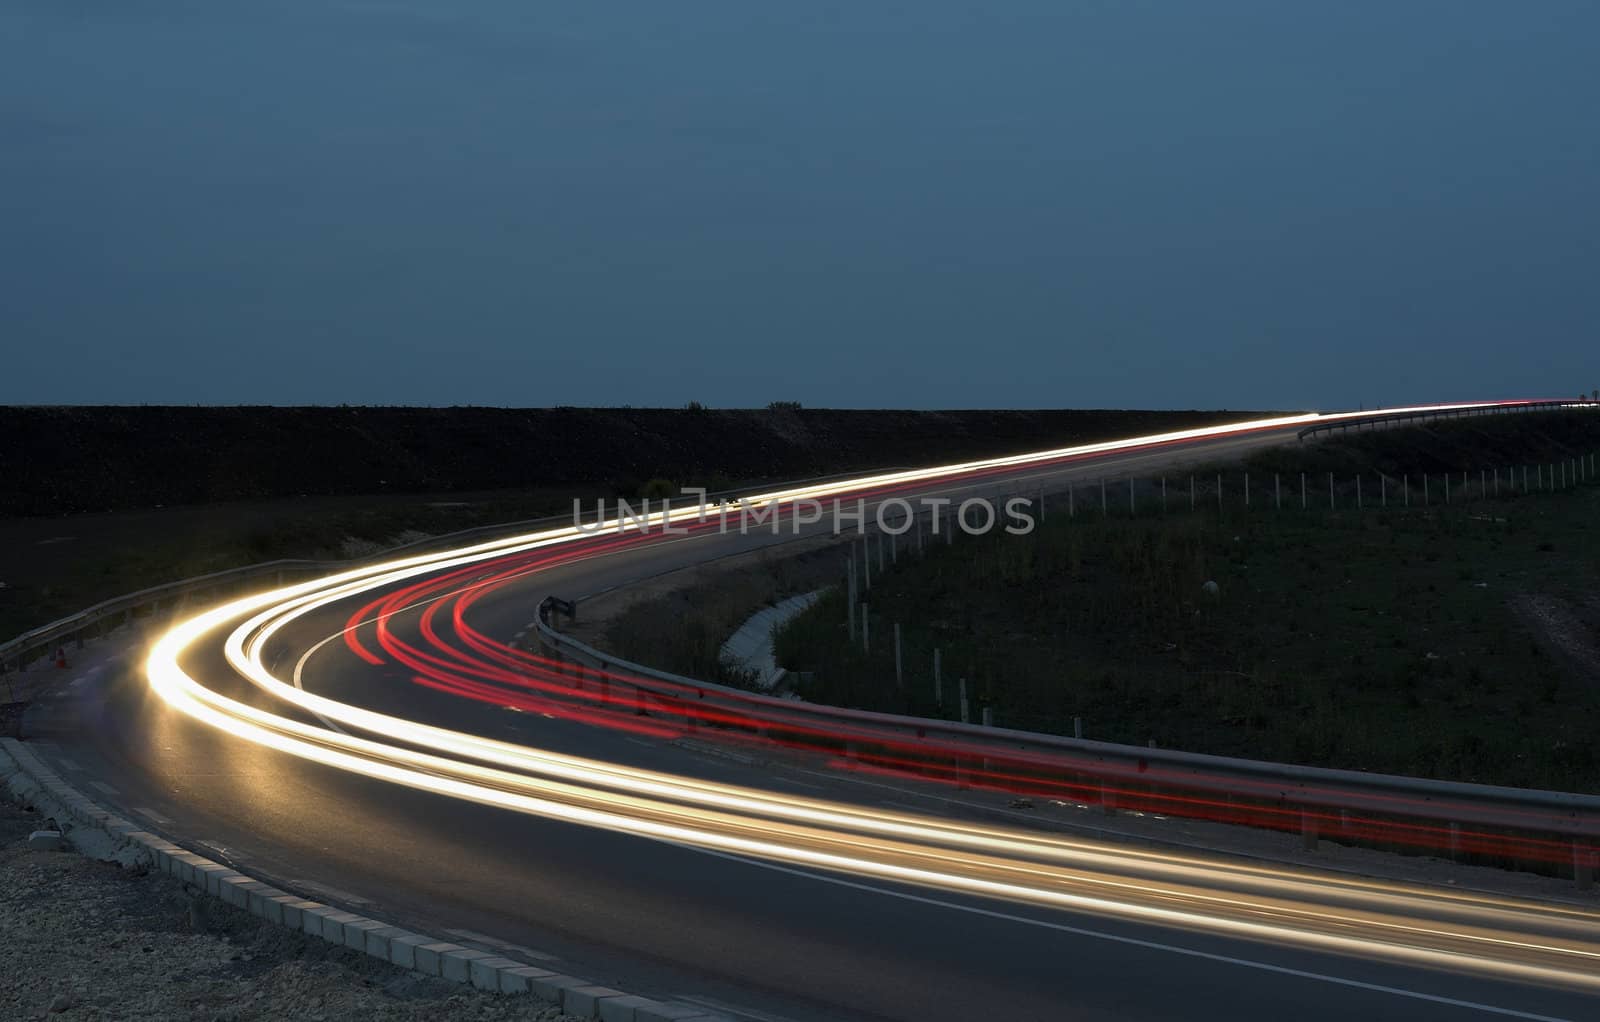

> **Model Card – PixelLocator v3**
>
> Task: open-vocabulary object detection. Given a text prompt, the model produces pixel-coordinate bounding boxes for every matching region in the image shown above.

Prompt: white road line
[87,780,119,796]
[440,929,561,961]
[502,944,559,962]
[293,880,371,906]
[131,807,172,826]
[772,777,825,791]
[55,757,85,772]
[675,993,795,1022]
[686,848,1575,1022]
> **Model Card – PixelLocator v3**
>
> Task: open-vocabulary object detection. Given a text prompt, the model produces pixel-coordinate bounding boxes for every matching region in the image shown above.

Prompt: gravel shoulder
[0,800,575,1022]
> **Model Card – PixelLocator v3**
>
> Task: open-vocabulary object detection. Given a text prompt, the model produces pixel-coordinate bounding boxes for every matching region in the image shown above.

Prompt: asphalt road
[28,416,1600,1022]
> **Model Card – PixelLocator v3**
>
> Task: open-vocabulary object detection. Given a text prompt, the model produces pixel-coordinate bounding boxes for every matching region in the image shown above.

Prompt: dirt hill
[0,406,1276,517]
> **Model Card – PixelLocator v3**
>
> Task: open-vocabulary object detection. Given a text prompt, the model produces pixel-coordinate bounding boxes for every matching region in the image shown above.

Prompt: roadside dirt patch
[1511,592,1600,691]
[0,800,575,1021]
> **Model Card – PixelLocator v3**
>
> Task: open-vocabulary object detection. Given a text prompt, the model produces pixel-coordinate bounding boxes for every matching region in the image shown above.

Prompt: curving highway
[30,405,1600,1022]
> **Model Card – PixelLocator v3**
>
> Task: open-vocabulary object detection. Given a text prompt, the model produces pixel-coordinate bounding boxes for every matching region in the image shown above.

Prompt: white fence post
[1301,472,1307,509]
[959,677,969,723]
[862,604,869,653]
[894,622,903,689]
[847,555,857,642]
[934,647,943,706]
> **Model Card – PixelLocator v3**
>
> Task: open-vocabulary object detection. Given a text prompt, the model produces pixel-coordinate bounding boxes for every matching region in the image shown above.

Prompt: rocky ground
[0,800,576,1022]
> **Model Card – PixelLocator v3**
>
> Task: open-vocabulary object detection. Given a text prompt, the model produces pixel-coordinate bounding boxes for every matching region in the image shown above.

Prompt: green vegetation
[777,424,1600,792]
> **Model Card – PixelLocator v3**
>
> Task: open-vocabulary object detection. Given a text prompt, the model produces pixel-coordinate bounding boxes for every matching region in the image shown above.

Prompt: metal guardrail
[532,611,1600,821]
[1296,400,1582,441]
[0,559,329,677]
[533,458,1600,886]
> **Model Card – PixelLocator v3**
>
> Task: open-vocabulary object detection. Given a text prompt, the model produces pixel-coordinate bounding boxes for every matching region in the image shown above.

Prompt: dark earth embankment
[0,405,1271,641]
[0,405,1277,517]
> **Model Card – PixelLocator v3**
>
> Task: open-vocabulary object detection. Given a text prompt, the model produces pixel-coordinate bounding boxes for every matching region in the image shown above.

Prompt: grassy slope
[776,412,1600,791]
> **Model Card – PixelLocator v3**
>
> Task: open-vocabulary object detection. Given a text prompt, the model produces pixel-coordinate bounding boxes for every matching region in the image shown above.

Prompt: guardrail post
[981,706,993,727]
[1074,717,1083,739]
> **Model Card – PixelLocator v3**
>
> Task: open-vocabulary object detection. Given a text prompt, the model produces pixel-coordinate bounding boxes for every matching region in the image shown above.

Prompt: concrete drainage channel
[0,738,728,1022]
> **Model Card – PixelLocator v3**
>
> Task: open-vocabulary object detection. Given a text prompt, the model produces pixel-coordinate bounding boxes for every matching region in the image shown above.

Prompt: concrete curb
[0,738,728,1022]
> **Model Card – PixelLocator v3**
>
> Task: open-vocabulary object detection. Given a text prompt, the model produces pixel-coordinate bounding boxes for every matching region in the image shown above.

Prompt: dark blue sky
[3,2,1595,409]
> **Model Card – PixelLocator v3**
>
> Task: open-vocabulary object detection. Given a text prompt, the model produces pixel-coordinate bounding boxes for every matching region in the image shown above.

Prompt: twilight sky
[2,2,1595,410]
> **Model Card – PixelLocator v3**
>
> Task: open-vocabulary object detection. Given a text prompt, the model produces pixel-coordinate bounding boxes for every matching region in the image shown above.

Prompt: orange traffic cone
[55,647,67,669]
